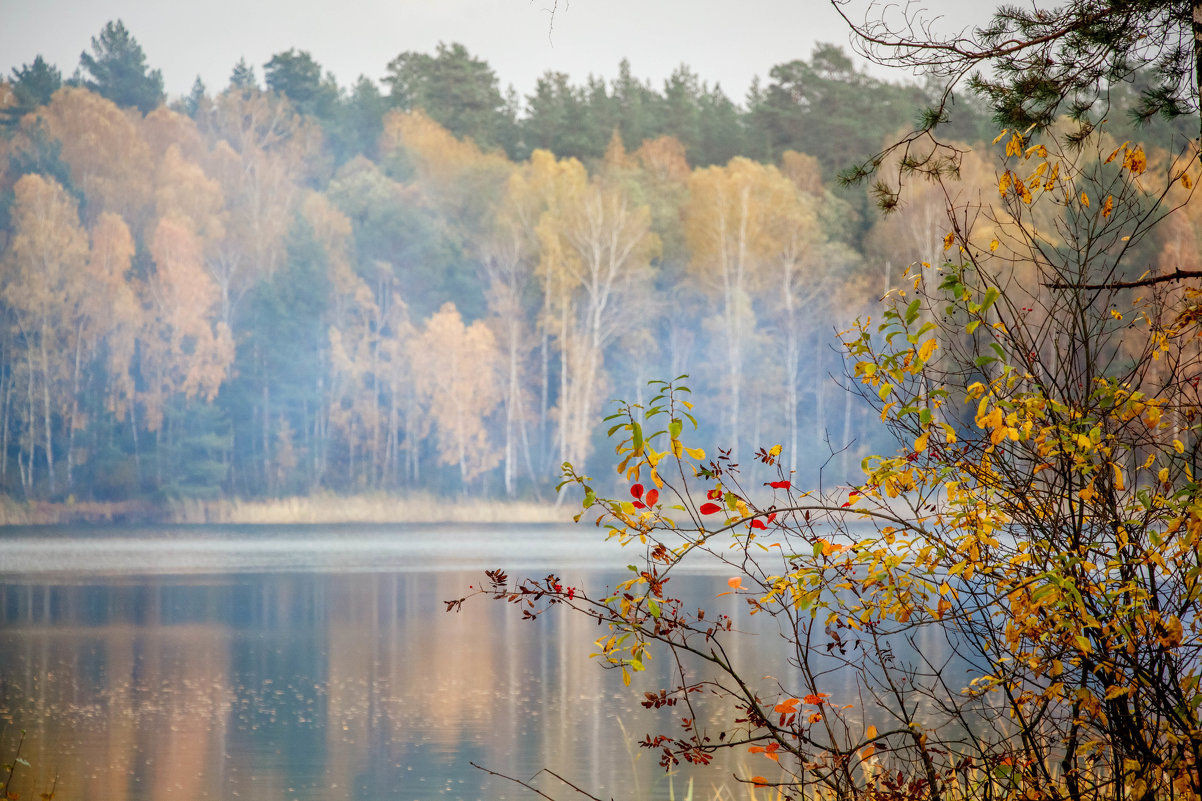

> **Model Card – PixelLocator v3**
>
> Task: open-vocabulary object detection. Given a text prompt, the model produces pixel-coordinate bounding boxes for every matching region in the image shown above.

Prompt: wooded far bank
[0,21,1192,508]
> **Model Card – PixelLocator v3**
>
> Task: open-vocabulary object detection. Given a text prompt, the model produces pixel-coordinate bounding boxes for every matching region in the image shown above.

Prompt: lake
[0,523,809,801]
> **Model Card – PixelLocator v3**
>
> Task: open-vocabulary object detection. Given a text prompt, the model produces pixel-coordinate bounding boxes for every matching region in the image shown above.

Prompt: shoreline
[0,493,572,526]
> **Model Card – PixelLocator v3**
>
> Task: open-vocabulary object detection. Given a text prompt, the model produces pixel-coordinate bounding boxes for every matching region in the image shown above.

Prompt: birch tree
[410,302,502,485]
[536,163,659,469]
[683,157,782,456]
[0,174,89,495]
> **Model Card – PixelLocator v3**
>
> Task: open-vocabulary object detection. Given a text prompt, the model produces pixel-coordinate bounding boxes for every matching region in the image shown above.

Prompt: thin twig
[469,762,611,801]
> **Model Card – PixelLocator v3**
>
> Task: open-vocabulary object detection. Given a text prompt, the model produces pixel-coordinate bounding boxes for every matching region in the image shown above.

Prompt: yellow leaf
[998,171,1012,198]
[1181,171,1193,189]
[992,129,1009,144]
[768,444,782,457]
[989,238,1000,252]
[1174,439,1185,453]
[1122,145,1146,175]
[914,432,930,452]
[1101,195,1114,218]
[1162,615,1184,646]
[1045,161,1060,190]
[1080,191,1090,207]
[943,231,955,251]
[684,446,706,461]
[866,724,878,740]
[917,338,938,362]
[1112,462,1125,491]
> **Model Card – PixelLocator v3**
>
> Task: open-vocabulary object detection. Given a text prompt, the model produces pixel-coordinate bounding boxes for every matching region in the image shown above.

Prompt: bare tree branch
[1045,268,1202,289]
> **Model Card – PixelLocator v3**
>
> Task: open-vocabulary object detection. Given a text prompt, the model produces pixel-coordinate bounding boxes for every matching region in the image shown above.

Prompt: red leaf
[644,488,659,506]
[766,513,777,525]
[706,488,722,500]
[631,483,644,499]
[632,500,646,509]
[700,502,721,515]
[769,480,791,490]
[750,519,767,530]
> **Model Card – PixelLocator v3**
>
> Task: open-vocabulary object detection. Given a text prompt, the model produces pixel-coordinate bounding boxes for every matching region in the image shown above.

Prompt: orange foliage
[85,213,140,415]
[410,303,503,482]
[139,215,234,430]
[635,136,691,184]
[35,87,153,225]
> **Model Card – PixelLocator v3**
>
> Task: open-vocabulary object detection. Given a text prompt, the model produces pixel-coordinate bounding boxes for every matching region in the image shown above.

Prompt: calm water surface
[0,524,804,801]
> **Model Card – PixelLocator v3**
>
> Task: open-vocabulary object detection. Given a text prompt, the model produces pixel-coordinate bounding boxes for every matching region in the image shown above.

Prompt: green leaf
[980,286,1001,314]
[905,299,922,326]
[669,418,683,439]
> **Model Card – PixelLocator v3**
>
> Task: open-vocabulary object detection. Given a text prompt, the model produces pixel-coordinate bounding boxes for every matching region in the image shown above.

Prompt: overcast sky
[1,0,988,103]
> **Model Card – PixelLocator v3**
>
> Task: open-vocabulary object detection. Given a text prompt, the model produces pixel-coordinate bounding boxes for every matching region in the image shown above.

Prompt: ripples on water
[0,524,788,801]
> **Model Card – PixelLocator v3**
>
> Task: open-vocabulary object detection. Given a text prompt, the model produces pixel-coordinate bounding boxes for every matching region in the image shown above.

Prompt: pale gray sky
[0,0,987,103]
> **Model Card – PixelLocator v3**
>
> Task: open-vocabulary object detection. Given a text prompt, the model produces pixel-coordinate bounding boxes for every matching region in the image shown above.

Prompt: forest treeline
[0,20,1189,503]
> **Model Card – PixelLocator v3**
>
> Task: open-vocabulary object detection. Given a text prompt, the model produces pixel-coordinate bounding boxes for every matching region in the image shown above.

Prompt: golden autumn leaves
[531,123,1202,801]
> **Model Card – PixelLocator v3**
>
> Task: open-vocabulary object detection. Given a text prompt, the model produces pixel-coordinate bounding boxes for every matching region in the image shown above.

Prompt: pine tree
[78,20,164,113]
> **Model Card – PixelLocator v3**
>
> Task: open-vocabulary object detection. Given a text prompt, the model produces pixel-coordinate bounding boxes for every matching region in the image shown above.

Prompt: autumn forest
[0,20,1190,506]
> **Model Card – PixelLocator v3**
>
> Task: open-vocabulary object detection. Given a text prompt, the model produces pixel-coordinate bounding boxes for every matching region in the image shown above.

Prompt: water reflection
[0,547,771,801]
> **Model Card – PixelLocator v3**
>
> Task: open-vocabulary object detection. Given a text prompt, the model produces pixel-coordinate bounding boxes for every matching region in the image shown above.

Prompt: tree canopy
[77,19,164,113]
